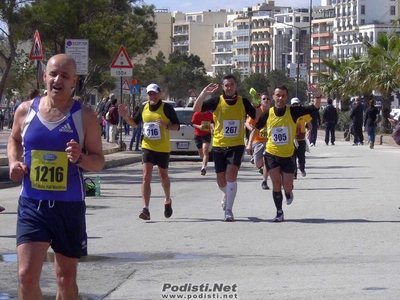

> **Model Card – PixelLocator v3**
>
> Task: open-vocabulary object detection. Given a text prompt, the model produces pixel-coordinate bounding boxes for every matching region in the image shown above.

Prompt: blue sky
[144,0,322,13]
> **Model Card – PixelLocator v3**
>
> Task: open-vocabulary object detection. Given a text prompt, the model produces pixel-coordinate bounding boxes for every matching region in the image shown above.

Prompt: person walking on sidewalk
[194,75,260,222]
[364,99,380,149]
[245,92,271,190]
[191,110,214,175]
[248,85,321,222]
[118,83,180,221]
[350,96,364,145]
[8,54,104,300]
[291,97,312,179]
[322,98,338,145]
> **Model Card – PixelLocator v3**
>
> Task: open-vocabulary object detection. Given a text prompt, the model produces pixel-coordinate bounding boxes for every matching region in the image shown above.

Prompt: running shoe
[250,157,255,164]
[261,180,269,190]
[221,194,227,211]
[139,208,150,220]
[286,192,294,205]
[201,168,207,176]
[164,199,173,218]
[224,209,234,222]
[0,205,5,213]
[258,167,263,174]
[300,169,306,177]
[273,210,284,222]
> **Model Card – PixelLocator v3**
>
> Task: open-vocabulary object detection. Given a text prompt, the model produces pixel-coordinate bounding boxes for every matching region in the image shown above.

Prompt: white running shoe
[221,194,227,211]
[273,210,284,222]
[224,209,234,222]
[286,192,294,205]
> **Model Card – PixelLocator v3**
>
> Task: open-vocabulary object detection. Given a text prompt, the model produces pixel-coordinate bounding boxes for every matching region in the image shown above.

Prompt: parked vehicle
[170,107,213,158]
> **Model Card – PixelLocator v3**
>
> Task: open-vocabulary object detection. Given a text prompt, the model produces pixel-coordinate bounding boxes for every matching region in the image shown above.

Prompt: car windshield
[175,110,193,125]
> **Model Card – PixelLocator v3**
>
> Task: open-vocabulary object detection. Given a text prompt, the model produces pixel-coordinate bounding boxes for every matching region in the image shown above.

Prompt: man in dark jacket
[350,96,364,145]
[309,108,321,146]
[322,98,338,145]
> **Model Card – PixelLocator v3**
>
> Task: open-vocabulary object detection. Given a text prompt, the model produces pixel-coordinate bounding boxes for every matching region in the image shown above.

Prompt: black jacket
[350,103,363,124]
[323,105,338,124]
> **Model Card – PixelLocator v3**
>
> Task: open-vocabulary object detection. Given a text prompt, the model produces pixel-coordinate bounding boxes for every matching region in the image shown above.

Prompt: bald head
[46,54,76,74]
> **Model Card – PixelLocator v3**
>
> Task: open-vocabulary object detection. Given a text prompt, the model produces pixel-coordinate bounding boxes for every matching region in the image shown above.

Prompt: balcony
[212,60,233,66]
[174,31,189,36]
[212,48,233,54]
[233,41,250,49]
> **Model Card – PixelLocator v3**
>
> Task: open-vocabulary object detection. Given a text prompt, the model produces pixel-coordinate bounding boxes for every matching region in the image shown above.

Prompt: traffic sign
[110,46,133,68]
[122,79,130,94]
[65,39,89,75]
[110,46,133,77]
[130,85,140,95]
[189,89,197,97]
[29,30,44,60]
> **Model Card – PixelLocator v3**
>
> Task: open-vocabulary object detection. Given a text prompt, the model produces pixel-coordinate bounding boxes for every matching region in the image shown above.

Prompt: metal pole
[119,76,123,148]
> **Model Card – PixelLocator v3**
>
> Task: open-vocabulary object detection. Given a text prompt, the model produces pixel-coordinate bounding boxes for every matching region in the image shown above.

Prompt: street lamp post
[270,17,309,98]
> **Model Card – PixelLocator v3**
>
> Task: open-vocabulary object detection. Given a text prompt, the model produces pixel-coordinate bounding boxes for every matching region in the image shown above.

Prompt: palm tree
[319,57,356,110]
[355,31,400,133]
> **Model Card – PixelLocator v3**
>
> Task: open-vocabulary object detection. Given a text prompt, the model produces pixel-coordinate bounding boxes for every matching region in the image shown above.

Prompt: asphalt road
[1,139,400,299]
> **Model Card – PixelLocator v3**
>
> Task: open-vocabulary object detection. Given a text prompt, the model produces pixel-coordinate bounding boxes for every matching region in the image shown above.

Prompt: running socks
[273,191,283,211]
[218,184,227,194]
[226,181,237,211]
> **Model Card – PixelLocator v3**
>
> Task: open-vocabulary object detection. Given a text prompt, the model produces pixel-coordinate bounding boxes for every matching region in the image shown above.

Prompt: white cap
[146,83,160,94]
[291,97,300,105]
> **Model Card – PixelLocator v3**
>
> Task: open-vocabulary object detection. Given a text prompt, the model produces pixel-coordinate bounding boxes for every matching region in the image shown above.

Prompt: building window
[295,16,301,22]
[390,6,396,15]
[360,19,365,25]
[196,15,202,22]
[303,17,309,22]
[187,16,193,22]
[361,5,365,15]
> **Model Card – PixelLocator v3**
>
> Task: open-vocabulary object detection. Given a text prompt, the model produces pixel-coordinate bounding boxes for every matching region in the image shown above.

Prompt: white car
[170,107,213,156]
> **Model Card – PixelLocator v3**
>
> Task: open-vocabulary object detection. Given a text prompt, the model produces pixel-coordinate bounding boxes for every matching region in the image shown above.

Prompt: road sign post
[110,46,134,150]
[29,30,44,89]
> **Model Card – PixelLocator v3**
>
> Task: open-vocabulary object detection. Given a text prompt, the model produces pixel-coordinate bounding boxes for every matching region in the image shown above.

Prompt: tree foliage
[2,0,158,98]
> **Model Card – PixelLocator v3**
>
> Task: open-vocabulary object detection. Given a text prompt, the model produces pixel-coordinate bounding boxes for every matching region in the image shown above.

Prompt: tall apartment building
[212,15,235,75]
[232,15,251,77]
[333,0,399,58]
[272,8,312,75]
[172,10,229,73]
[251,13,274,74]
[310,6,335,84]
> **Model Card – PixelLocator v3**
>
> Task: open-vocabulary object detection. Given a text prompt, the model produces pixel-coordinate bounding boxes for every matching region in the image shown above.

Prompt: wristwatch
[73,154,83,165]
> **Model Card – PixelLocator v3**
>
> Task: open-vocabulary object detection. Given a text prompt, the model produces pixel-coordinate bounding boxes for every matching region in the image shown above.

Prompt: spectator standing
[107,98,119,143]
[102,95,113,141]
[364,99,380,149]
[0,110,4,131]
[322,98,338,145]
[350,96,364,145]
[129,106,142,151]
[118,83,180,220]
[309,108,321,146]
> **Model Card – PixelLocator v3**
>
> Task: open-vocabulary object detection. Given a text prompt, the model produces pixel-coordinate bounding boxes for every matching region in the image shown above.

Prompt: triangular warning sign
[122,79,130,90]
[110,46,133,69]
[29,30,44,60]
